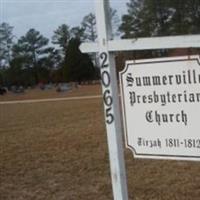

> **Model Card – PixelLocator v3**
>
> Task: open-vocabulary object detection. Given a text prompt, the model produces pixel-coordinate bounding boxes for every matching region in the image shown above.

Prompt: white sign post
[89,1,129,200]
[80,0,200,199]
[120,56,200,161]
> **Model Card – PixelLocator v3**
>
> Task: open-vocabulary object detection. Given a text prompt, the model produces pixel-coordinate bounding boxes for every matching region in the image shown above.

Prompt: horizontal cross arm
[109,35,200,51]
[79,42,99,53]
[80,35,200,53]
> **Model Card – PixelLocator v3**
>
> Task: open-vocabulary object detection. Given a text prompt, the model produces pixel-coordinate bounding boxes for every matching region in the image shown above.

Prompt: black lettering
[100,52,108,68]
[143,76,151,86]
[101,71,110,87]
[103,90,113,106]
[135,77,142,86]
[126,73,134,87]
[152,76,161,85]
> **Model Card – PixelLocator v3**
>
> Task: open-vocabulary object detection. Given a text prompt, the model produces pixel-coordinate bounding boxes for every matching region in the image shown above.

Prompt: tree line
[120,0,200,38]
[0,12,103,87]
[0,0,199,87]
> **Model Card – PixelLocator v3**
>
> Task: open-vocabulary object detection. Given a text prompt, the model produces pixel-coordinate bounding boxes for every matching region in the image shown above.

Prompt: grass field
[0,85,101,102]
[0,86,200,200]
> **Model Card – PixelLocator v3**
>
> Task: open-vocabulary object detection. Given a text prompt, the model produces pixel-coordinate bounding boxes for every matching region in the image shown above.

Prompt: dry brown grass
[0,85,102,101]
[0,86,200,200]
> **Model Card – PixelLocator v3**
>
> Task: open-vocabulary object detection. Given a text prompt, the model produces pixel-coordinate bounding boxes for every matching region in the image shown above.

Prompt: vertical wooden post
[95,1,129,200]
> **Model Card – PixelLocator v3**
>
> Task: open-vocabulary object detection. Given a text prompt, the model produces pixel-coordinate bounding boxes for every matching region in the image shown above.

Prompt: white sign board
[120,55,200,161]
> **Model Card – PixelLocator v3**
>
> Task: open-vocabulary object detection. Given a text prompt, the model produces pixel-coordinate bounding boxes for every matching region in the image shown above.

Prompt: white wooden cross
[80,1,200,200]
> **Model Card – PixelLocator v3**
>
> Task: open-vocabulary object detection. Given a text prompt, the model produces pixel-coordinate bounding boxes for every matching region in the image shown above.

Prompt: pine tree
[12,28,49,84]
[63,38,95,83]
[81,13,97,42]
[119,0,200,38]
[52,24,71,52]
[119,0,145,38]
[0,22,14,68]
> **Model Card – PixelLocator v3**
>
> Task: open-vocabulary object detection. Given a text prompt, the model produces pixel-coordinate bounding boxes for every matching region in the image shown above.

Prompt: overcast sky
[1,0,129,40]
